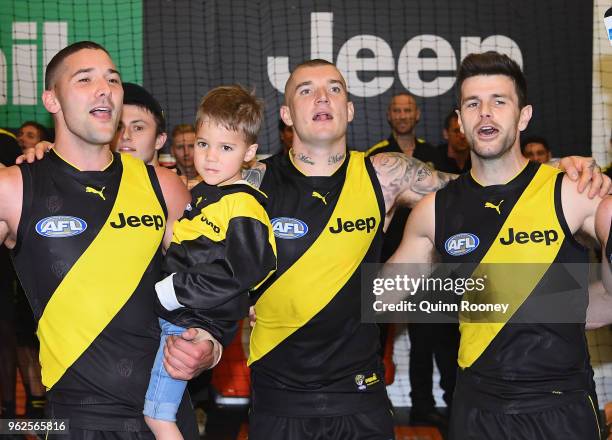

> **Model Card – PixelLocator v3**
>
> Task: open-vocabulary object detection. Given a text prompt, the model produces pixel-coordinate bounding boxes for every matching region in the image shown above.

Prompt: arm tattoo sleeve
[371,152,457,211]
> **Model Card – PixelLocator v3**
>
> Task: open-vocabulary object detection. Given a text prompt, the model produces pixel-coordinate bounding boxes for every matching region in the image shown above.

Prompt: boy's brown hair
[195,85,263,145]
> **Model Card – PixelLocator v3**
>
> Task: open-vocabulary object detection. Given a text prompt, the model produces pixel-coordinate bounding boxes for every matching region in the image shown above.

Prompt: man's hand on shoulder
[560,173,603,240]
[154,166,191,249]
[15,141,52,164]
[556,156,611,198]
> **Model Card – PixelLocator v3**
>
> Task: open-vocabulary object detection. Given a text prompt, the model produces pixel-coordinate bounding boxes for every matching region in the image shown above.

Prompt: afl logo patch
[271,217,308,239]
[445,233,479,256]
[35,216,87,238]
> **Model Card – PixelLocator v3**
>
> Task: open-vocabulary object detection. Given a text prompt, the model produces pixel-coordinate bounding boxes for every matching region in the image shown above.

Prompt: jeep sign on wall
[1,0,593,157]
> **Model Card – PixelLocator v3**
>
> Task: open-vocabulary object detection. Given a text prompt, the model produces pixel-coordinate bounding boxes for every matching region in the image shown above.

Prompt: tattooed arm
[370,152,456,216]
[241,161,267,188]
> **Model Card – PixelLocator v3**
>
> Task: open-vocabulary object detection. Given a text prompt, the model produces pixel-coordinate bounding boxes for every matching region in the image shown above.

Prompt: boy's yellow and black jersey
[11,150,168,430]
[434,161,592,399]
[250,151,389,416]
[158,181,276,346]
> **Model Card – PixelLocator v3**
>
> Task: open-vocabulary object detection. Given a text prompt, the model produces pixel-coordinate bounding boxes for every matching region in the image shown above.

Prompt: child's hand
[249,306,257,327]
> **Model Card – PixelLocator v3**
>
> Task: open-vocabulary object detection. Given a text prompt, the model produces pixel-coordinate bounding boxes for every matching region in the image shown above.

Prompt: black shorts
[449,391,602,440]
[45,391,199,440]
[248,406,395,440]
[46,428,155,440]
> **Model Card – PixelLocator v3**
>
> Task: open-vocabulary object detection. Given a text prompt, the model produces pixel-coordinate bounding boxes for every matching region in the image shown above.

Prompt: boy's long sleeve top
[155,181,276,346]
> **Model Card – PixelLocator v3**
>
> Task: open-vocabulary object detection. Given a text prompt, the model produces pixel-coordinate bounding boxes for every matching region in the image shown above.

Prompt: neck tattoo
[328,153,345,165]
[290,149,315,165]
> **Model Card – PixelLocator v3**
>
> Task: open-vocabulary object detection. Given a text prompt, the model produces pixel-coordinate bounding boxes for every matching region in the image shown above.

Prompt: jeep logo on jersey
[445,233,480,256]
[499,227,558,246]
[272,217,308,239]
[109,213,164,230]
[35,216,87,238]
[328,216,376,234]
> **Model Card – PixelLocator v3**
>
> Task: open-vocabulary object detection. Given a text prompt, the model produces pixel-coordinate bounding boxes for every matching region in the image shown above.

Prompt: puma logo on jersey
[86,186,106,200]
[312,191,329,205]
[499,227,558,246]
[484,200,503,214]
[109,212,164,230]
[196,196,203,207]
[329,216,376,234]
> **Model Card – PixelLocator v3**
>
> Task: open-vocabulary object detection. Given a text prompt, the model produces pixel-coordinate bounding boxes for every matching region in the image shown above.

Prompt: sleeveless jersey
[249,151,388,416]
[434,161,591,397]
[11,150,167,429]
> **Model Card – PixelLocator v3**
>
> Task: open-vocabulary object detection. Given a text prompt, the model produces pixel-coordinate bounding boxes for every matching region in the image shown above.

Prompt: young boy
[143,85,277,439]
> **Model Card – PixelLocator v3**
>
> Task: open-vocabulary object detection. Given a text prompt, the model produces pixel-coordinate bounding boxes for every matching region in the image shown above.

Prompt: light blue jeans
[143,318,187,422]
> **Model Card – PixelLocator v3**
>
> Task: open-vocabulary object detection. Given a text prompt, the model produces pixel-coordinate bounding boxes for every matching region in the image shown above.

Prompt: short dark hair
[456,51,527,109]
[45,41,111,90]
[19,121,50,142]
[521,135,550,154]
[195,85,263,145]
[443,109,459,130]
[122,82,166,135]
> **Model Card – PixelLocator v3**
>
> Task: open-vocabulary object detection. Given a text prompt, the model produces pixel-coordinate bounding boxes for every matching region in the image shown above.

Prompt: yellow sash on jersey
[248,151,380,364]
[458,165,564,368]
[37,155,165,389]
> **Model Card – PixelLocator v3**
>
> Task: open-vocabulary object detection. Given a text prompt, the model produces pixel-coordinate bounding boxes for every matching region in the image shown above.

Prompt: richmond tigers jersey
[158,181,276,346]
[434,161,591,394]
[249,151,389,416]
[11,150,167,429]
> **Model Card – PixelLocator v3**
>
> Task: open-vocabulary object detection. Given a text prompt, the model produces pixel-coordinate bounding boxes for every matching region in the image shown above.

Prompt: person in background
[17,121,50,151]
[521,135,552,164]
[171,124,202,189]
[367,93,448,429]
[435,109,471,174]
[112,82,168,167]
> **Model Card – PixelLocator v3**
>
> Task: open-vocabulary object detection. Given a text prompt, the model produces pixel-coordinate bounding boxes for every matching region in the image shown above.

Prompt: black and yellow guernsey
[434,161,593,408]
[157,181,277,346]
[249,150,389,417]
[11,150,168,429]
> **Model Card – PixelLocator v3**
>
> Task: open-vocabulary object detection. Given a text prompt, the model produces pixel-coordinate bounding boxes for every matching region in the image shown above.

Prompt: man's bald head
[284,59,347,104]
